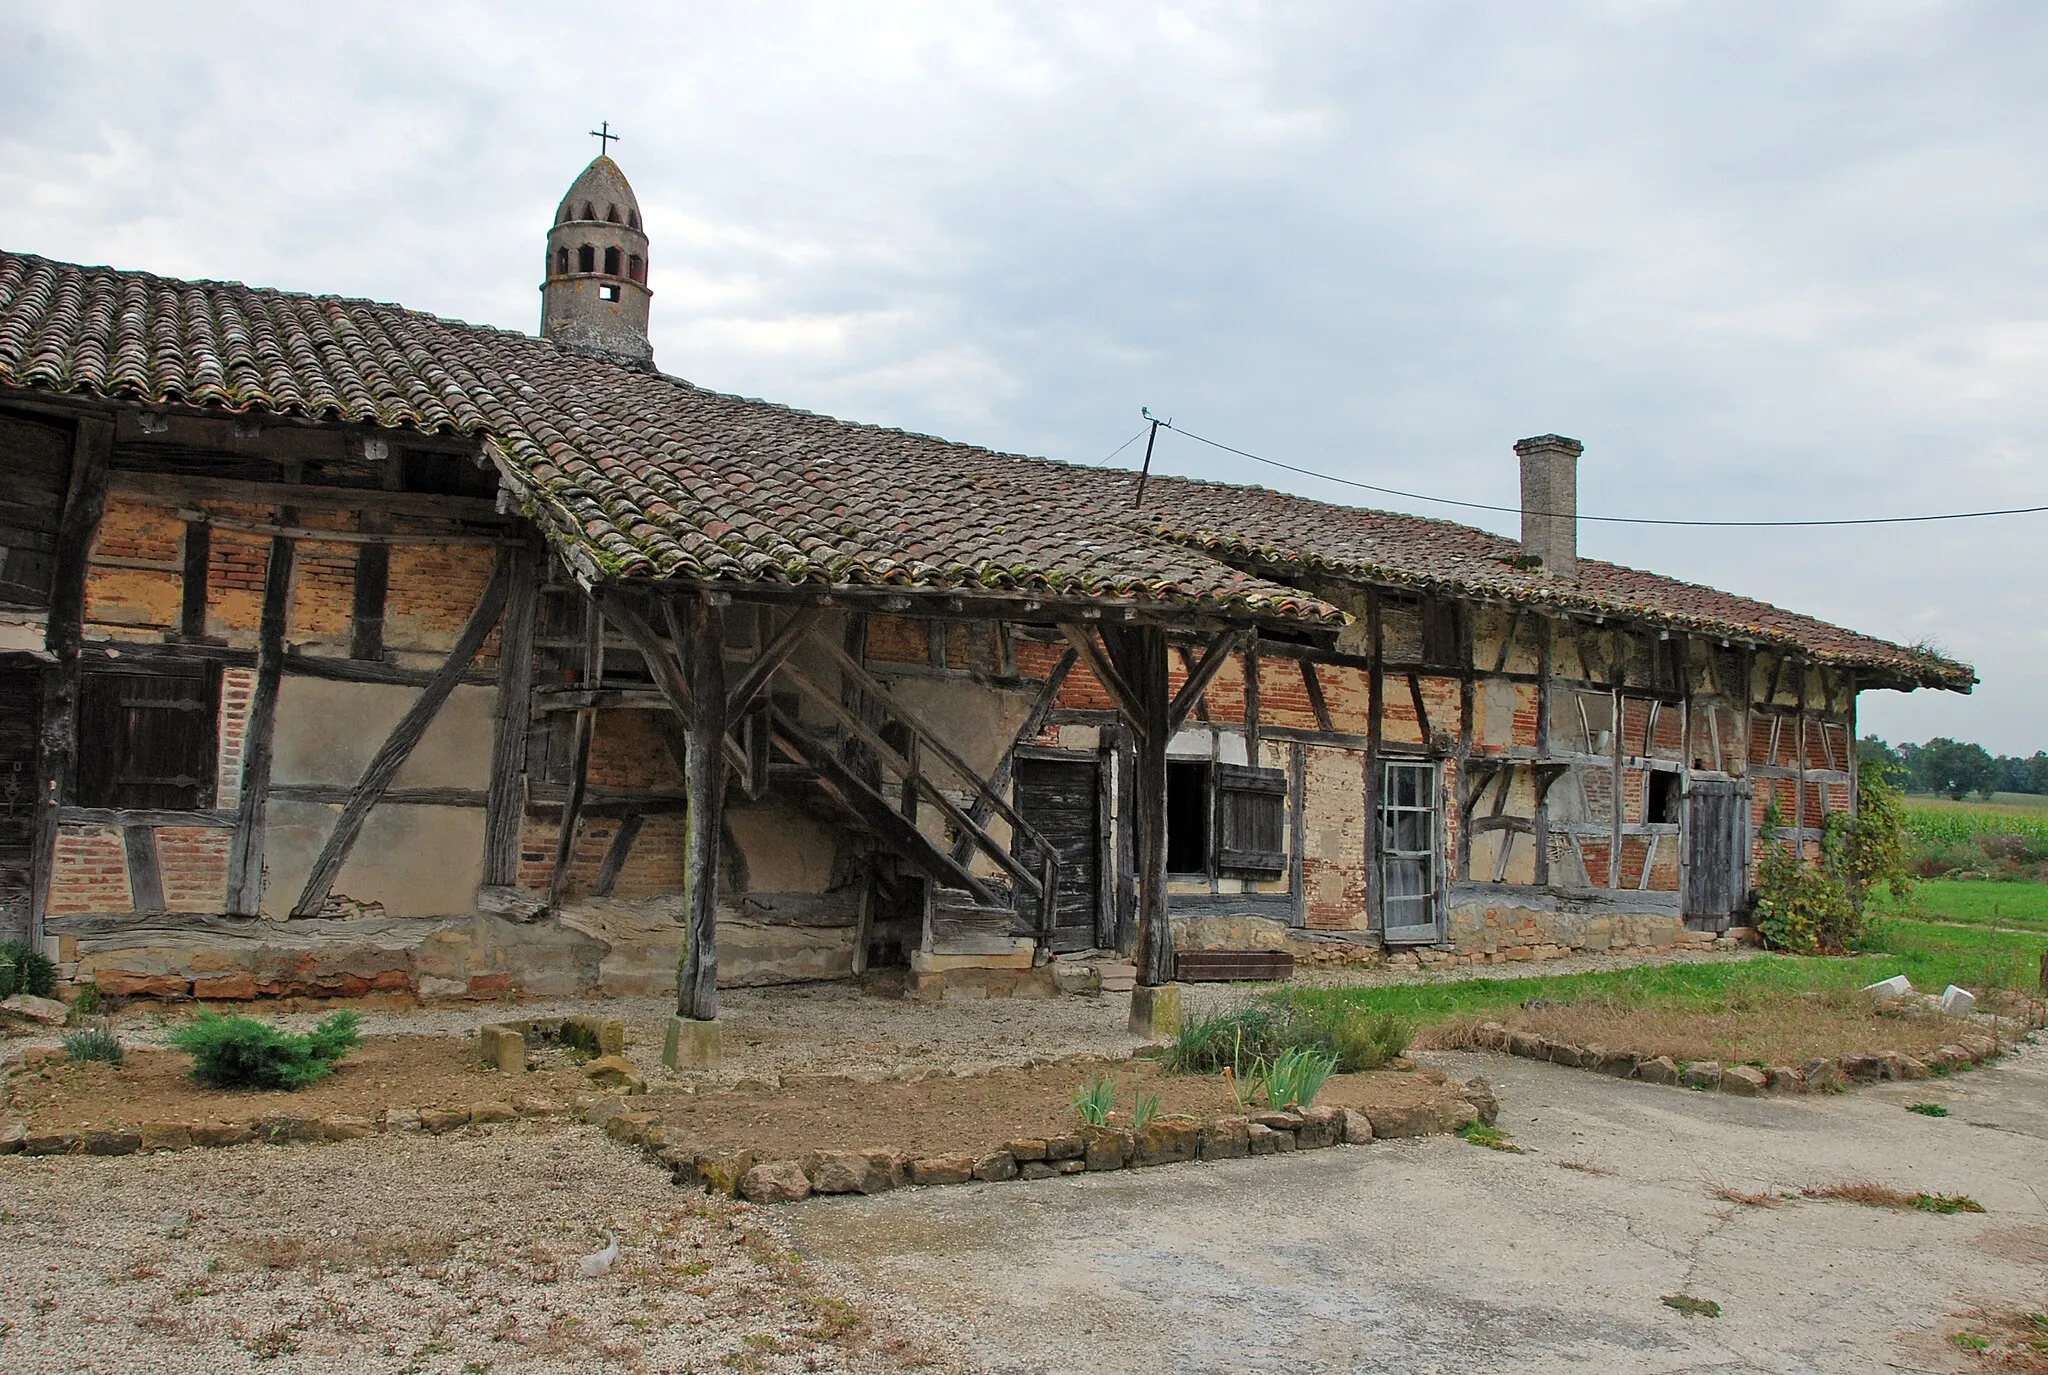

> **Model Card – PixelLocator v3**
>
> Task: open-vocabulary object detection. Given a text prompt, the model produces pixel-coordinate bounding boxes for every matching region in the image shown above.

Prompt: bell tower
[540,142,653,366]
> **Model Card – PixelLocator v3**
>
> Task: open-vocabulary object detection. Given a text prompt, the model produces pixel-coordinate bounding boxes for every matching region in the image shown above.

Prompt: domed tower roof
[540,155,653,365]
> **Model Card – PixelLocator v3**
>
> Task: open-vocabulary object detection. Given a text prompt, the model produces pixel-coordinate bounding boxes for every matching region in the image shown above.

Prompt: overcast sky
[3,1,2043,750]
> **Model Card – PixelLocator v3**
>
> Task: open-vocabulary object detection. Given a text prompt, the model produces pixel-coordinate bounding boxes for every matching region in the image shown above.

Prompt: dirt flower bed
[637,1057,1469,1161]
[4,1034,594,1133]
[1420,994,2011,1069]
[0,1126,948,1374]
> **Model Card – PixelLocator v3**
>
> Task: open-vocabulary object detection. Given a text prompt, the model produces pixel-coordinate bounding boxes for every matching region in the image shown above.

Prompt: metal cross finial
[590,121,621,156]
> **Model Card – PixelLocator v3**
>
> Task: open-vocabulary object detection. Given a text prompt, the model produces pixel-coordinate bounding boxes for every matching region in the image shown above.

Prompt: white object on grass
[1861,975,1914,1000]
[1938,985,1976,1016]
[577,1231,619,1278]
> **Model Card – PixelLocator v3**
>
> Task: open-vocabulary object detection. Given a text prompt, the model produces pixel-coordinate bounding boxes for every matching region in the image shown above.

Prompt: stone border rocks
[1469,1021,2011,1096]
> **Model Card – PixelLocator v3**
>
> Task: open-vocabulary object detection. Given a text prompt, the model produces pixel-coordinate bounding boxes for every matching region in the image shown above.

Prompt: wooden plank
[1175,646,1211,724]
[1176,949,1295,983]
[591,812,644,898]
[31,416,112,941]
[290,549,511,916]
[546,706,595,910]
[349,541,389,662]
[283,650,495,689]
[1244,639,1262,762]
[1289,740,1307,927]
[108,469,506,523]
[268,785,489,806]
[226,525,294,916]
[59,806,235,828]
[1533,616,1553,886]
[949,646,1076,866]
[174,511,510,546]
[1363,588,1383,934]
[1407,672,1430,743]
[122,825,165,912]
[1056,623,1146,735]
[179,520,210,640]
[1099,624,1174,985]
[725,606,822,718]
[481,541,538,887]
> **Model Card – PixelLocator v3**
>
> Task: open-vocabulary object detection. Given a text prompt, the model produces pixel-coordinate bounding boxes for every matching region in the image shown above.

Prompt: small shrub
[1168,997,1410,1077]
[1661,1294,1721,1319]
[1906,1102,1950,1118]
[62,1019,124,1066]
[1913,1192,1986,1215]
[1457,1122,1521,1152]
[0,940,57,999]
[1325,1008,1412,1071]
[1130,1086,1161,1131]
[1071,1075,1114,1128]
[68,983,104,1020]
[1262,1046,1336,1108]
[168,1010,361,1090]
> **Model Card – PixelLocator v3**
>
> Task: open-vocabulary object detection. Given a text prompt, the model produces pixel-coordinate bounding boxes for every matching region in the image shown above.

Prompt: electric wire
[1142,419,2048,529]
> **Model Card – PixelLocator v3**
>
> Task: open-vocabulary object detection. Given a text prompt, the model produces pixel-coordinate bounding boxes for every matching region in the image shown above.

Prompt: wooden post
[31,416,112,941]
[1102,624,1174,988]
[226,523,295,916]
[481,541,539,888]
[677,596,729,1021]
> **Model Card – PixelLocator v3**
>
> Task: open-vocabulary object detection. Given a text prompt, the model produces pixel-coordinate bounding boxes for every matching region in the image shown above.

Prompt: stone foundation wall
[1418,896,1711,972]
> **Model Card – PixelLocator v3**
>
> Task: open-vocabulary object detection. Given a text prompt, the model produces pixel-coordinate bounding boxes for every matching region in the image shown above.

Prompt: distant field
[1904,792,2048,811]
[1900,797,2048,848]
[1870,879,2048,932]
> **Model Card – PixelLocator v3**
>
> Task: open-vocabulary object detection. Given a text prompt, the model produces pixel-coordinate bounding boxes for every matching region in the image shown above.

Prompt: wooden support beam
[226,525,295,916]
[123,824,164,913]
[290,550,511,917]
[179,519,210,640]
[482,541,539,887]
[950,646,1076,867]
[1244,640,1262,761]
[32,415,112,941]
[1174,646,1212,724]
[725,606,822,718]
[1057,623,1146,735]
[1363,589,1383,933]
[591,812,644,899]
[349,541,389,662]
[1167,629,1242,734]
[601,593,750,777]
[1099,624,1174,986]
[1301,658,1334,734]
[108,470,507,524]
[677,597,730,1022]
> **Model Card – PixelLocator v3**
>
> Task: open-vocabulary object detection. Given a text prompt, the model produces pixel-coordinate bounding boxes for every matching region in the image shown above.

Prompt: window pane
[1384,856,1430,899]
[1387,810,1430,854]
[1385,895,1430,928]
[1385,764,1419,809]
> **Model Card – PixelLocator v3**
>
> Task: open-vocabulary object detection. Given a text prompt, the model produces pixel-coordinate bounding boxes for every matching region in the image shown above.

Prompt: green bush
[1071,1074,1114,1127]
[0,940,57,999]
[1262,1046,1336,1108]
[61,1020,124,1066]
[168,1010,362,1090]
[1169,997,1410,1077]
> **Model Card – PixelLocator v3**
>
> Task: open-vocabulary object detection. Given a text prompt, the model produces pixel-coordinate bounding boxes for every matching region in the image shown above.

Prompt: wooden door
[0,664,41,942]
[1683,777,1747,931]
[1013,755,1101,953]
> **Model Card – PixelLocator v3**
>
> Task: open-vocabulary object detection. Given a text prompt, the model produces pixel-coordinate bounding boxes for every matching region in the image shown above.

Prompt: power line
[1145,419,2048,529]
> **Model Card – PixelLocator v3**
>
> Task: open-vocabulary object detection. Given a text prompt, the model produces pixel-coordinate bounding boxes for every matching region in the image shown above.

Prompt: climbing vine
[1753,764,1913,956]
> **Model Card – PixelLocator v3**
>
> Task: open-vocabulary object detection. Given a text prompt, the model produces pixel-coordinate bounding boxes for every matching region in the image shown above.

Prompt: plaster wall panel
[270,678,494,790]
[259,800,484,917]
[728,805,841,894]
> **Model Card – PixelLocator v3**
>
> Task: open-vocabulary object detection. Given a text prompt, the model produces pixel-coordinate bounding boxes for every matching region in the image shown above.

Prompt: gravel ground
[0,1121,956,1374]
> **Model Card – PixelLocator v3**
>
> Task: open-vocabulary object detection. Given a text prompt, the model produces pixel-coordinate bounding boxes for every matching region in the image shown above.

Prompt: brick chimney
[1514,434,1583,579]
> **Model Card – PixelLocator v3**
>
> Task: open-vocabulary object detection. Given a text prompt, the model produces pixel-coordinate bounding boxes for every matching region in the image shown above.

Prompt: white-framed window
[1380,759,1440,938]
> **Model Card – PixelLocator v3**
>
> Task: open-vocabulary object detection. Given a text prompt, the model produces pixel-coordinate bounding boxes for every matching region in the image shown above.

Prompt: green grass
[1902,798,2048,847]
[1275,917,2046,1029]
[1869,879,2048,933]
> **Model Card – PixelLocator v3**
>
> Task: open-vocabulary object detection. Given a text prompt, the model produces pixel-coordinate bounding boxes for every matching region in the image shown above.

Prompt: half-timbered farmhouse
[0,155,1974,1045]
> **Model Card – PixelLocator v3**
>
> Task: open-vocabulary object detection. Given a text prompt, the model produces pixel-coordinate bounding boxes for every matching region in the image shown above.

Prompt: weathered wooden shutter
[75,668,218,809]
[1215,764,1286,876]
[1420,597,1466,669]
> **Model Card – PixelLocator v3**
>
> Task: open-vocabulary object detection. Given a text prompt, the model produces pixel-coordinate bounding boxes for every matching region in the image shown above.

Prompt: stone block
[1547,1042,1587,1069]
[1051,964,1102,996]
[1045,1133,1086,1161]
[603,1112,659,1147]
[1801,1058,1844,1090]
[1841,1055,1886,1082]
[1253,1110,1304,1132]
[585,1055,647,1094]
[1199,1116,1250,1160]
[257,1115,317,1145]
[1081,1126,1131,1171]
[1937,984,1976,1017]
[1295,1106,1344,1149]
[1680,1062,1723,1091]
[695,1149,756,1197]
[1507,1031,1545,1060]
[419,1106,470,1135]
[1339,1108,1374,1145]
[1020,1161,1060,1180]
[191,973,259,1001]
[22,1131,79,1156]
[1133,1118,1199,1167]
[1766,1065,1805,1093]
[805,1149,899,1195]
[1862,974,1914,1001]
[973,1150,1019,1182]
[1461,1077,1500,1126]
[478,1024,526,1074]
[383,1106,422,1133]
[0,994,70,1025]
[1960,1035,1999,1062]
[0,1121,23,1154]
[83,1129,140,1156]
[514,1095,568,1117]
[1472,1021,1509,1050]
[1245,1122,1282,1155]
[1004,1138,1049,1163]
[1721,1065,1768,1096]
[662,1015,722,1070]
[139,1122,192,1152]
[469,1101,518,1125]
[320,1114,377,1141]
[908,1154,977,1186]
[1365,1103,1442,1139]
[740,1160,812,1204]
[1128,983,1184,1039]
[192,1122,253,1148]
[1590,1047,1639,1079]
[1894,1056,1931,1082]
[1634,1056,1679,1086]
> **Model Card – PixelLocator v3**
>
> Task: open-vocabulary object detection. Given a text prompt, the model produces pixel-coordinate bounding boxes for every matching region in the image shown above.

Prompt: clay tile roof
[0,250,1972,690]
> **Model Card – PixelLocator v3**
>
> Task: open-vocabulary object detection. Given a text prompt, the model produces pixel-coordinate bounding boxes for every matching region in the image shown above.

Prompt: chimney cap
[1514,434,1584,457]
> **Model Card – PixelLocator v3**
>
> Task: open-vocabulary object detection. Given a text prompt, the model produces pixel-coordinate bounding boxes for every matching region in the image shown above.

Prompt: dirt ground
[0,1122,951,1374]
[646,1060,1463,1159]
[785,1041,2048,1374]
[5,1036,594,1132]
[1422,995,2026,1067]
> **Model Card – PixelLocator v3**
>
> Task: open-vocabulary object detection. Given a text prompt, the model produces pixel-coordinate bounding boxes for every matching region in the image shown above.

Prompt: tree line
[1858,735,2048,800]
